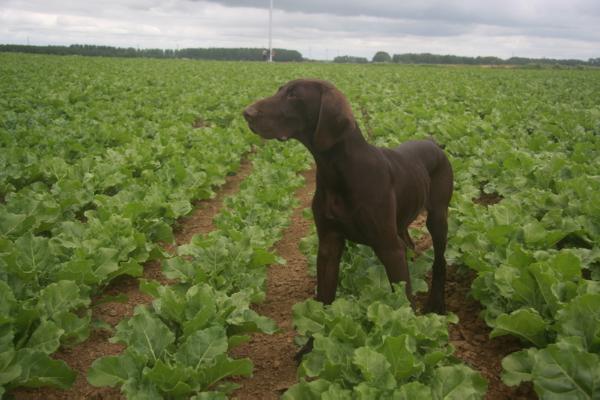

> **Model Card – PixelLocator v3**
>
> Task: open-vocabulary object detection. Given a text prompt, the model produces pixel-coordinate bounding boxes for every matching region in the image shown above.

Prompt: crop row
[87,140,311,398]
[0,54,260,396]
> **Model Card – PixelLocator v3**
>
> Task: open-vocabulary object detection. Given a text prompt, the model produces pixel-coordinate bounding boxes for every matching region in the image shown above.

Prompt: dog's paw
[423,300,446,315]
[294,338,314,365]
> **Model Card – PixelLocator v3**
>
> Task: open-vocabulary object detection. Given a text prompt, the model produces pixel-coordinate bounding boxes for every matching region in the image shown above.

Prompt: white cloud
[0,0,598,60]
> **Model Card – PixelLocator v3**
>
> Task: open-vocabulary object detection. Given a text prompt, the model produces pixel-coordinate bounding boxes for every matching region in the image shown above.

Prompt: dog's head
[243,79,355,151]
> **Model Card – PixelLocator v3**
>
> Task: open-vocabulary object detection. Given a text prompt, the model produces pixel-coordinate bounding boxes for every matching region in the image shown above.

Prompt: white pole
[268,0,273,62]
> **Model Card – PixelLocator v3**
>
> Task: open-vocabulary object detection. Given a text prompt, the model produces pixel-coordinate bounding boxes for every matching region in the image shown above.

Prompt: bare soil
[474,192,504,206]
[442,265,536,400]
[11,158,254,400]
[192,117,211,129]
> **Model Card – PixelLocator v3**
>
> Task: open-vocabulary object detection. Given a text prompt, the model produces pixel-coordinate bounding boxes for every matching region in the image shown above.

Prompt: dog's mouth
[245,118,292,142]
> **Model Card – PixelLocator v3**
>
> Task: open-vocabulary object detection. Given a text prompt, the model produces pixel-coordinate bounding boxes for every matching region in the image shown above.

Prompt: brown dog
[243,79,452,315]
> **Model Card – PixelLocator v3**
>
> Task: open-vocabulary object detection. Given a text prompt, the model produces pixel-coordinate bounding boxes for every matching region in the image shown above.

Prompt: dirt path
[12,157,254,400]
[444,265,536,400]
[231,168,316,400]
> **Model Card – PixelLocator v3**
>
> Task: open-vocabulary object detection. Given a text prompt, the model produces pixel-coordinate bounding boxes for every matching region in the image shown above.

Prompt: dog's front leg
[315,231,345,304]
[373,239,414,307]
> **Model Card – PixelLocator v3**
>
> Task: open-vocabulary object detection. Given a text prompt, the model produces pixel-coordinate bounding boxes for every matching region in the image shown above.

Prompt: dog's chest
[323,191,371,244]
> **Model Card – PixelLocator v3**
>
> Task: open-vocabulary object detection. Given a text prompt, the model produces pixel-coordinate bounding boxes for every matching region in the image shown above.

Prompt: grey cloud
[201,0,600,41]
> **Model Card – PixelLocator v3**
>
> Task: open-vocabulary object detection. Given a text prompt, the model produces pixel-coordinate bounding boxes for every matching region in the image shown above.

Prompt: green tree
[372,51,392,63]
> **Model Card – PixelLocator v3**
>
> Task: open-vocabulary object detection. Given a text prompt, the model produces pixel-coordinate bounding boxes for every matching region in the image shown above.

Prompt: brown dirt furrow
[231,168,316,400]
[12,157,254,400]
[444,265,535,400]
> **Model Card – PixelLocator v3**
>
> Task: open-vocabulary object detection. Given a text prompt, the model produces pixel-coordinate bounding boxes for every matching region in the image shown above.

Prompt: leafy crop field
[1,52,599,399]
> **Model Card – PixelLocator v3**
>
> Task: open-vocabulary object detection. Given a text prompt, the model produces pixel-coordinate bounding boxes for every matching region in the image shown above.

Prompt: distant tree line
[334,51,600,67]
[333,55,369,64]
[391,53,599,67]
[2,44,597,66]
[0,44,303,62]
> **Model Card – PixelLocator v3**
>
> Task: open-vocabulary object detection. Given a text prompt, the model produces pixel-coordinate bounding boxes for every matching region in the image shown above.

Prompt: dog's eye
[287,88,297,98]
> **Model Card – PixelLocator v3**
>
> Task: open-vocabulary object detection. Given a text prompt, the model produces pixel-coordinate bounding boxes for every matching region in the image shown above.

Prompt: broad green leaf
[0,211,31,237]
[491,308,549,347]
[431,365,487,400]
[555,293,600,352]
[530,340,600,399]
[175,326,228,368]
[283,379,334,400]
[121,377,163,400]
[12,349,76,389]
[162,257,196,282]
[0,281,16,324]
[88,355,130,387]
[13,233,54,278]
[382,334,424,380]
[226,308,278,335]
[54,259,98,286]
[198,354,252,388]
[112,307,174,361]
[501,348,535,387]
[352,346,396,390]
[143,359,195,396]
[293,300,327,336]
[53,311,91,345]
[26,320,63,354]
[250,247,278,267]
[329,317,366,347]
[0,348,21,386]
[191,392,227,400]
[394,381,433,399]
[354,382,381,399]
[227,335,250,349]
[37,280,89,317]
[152,285,186,324]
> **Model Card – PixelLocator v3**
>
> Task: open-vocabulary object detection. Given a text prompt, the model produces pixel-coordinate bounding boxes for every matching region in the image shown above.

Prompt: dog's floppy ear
[313,86,354,152]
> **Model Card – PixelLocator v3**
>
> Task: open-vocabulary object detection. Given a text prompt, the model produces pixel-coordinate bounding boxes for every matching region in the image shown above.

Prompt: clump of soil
[474,192,503,206]
[192,117,210,129]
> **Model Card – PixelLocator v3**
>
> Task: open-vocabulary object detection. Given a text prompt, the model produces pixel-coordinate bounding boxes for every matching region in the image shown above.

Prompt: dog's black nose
[243,106,258,121]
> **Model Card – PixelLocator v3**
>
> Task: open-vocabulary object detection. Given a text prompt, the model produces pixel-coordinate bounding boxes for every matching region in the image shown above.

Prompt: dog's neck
[298,123,372,187]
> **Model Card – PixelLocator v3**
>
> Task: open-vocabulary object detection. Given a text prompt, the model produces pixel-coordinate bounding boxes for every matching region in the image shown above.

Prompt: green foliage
[0,53,258,394]
[2,52,599,397]
[88,141,311,397]
[286,288,485,398]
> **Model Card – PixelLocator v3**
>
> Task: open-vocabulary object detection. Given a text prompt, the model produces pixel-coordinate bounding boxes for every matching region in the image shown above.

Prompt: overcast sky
[1,0,599,60]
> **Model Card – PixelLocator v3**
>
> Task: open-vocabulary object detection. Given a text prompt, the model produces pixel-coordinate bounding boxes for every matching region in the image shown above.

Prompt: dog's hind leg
[424,160,453,314]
